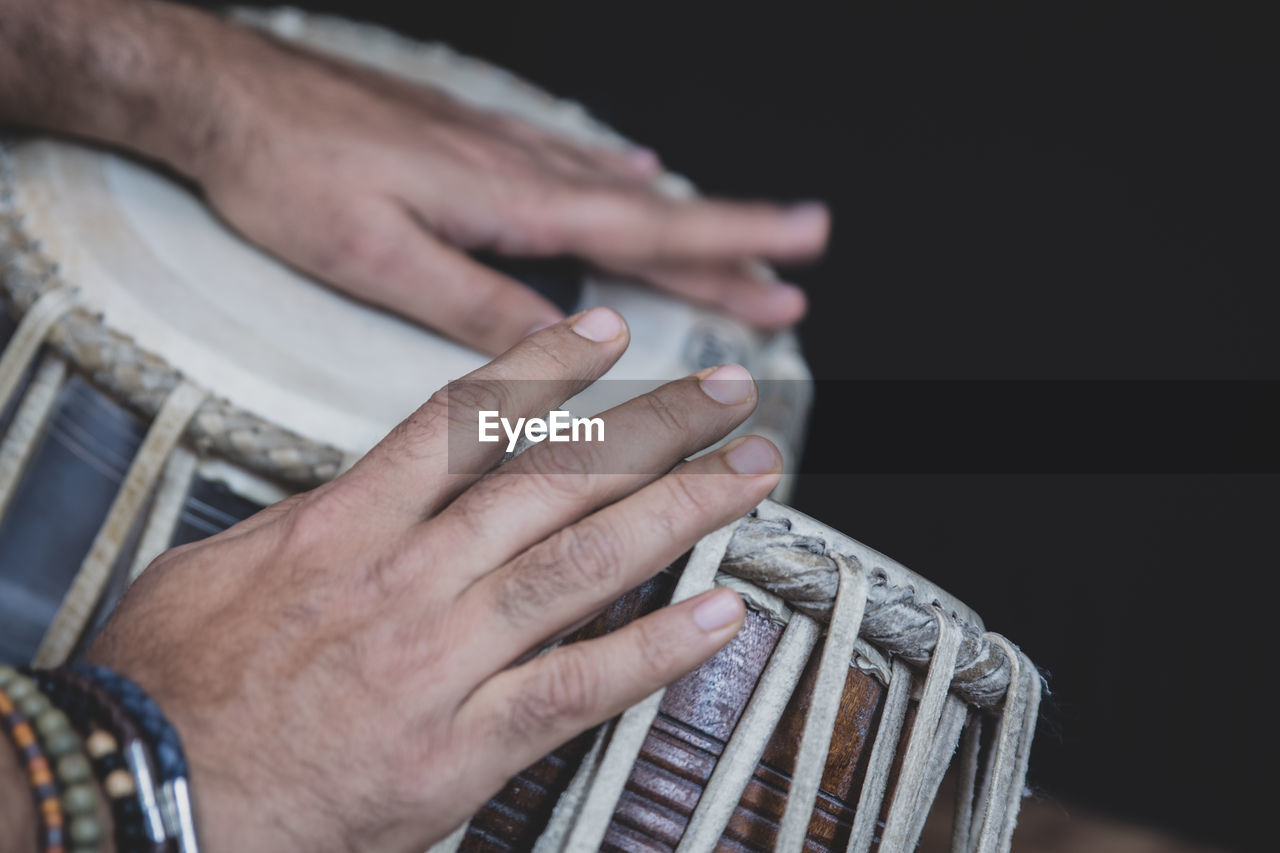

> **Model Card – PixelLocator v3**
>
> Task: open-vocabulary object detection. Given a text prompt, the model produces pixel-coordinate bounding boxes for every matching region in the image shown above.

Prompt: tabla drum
[439,503,1041,853]
[0,8,1039,852]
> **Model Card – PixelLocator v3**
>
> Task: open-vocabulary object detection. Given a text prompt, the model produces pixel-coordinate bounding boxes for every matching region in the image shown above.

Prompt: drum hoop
[716,500,1021,711]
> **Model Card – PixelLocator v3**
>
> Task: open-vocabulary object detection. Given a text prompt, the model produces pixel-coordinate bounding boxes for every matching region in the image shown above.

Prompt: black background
[224,2,1277,848]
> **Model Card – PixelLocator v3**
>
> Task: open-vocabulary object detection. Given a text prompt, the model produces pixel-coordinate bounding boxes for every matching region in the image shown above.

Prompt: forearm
[0,0,242,178]
[0,737,36,853]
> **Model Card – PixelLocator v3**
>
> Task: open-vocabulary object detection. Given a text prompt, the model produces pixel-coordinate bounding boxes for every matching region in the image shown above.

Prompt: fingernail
[571,307,625,342]
[693,589,742,632]
[628,147,660,171]
[699,364,754,405]
[725,436,781,475]
[784,201,829,229]
[769,280,805,298]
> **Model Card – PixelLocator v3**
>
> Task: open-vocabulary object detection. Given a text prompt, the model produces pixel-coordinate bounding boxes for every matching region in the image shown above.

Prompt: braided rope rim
[719,501,1023,711]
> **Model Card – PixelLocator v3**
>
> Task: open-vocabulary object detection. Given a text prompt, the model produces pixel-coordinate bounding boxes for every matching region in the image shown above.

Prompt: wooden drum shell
[465,569,896,853]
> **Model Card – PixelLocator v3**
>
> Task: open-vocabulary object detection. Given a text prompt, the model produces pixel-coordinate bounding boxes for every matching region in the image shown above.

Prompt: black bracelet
[72,665,197,853]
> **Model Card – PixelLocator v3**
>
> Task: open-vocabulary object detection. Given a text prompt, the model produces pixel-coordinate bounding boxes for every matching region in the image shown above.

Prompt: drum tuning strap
[527,725,609,853]
[0,286,76,542]
[34,381,208,668]
[952,711,985,853]
[846,656,914,852]
[774,556,869,852]
[878,608,964,850]
[0,354,65,519]
[675,612,821,852]
[550,519,744,853]
[126,447,200,587]
[966,636,1041,853]
[0,285,75,411]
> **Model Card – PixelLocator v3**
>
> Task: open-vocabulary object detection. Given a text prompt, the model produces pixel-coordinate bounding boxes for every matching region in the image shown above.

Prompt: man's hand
[85,307,782,851]
[0,0,829,354]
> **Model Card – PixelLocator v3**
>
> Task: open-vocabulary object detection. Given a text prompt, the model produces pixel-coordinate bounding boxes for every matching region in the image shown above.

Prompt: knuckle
[492,521,627,626]
[642,390,691,435]
[275,486,367,559]
[497,519,628,622]
[518,335,577,374]
[357,540,419,602]
[581,191,661,257]
[557,520,627,588]
[442,379,509,424]
[502,186,569,256]
[665,472,716,521]
[373,389,452,461]
[544,652,598,718]
[523,438,595,486]
[507,651,597,740]
[325,207,403,278]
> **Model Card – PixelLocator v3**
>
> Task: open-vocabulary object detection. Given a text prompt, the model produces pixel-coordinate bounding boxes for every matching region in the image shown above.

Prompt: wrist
[0,0,252,182]
[0,736,38,853]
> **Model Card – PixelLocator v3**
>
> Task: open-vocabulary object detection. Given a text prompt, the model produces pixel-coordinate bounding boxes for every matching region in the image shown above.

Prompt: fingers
[455,585,745,786]
[484,113,661,184]
[315,201,566,355]
[530,192,830,266]
[452,435,781,670]
[426,363,759,574]
[344,308,629,519]
[616,260,810,329]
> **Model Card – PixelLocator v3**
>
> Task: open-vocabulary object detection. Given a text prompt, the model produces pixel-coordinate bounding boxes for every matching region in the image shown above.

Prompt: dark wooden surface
[463,569,893,851]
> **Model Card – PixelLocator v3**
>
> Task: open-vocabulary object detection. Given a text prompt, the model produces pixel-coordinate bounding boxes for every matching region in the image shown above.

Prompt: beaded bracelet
[0,668,65,853]
[2,667,110,853]
[72,666,197,853]
[31,668,169,853]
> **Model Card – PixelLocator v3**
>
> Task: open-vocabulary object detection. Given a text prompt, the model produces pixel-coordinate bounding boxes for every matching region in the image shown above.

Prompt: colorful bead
[84,730,117,758]
[56,753,93,784]
[0,679,66,853]
[44,728,82,758]
[68,813,104,844]
[36,707,72,738]
[11,721,35,748]
[4,677,35,701]
[63,782,99,815]
[30,755,55,786]
[18,691,50,718]
[1,668,111,853]
[103,768,137,798]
